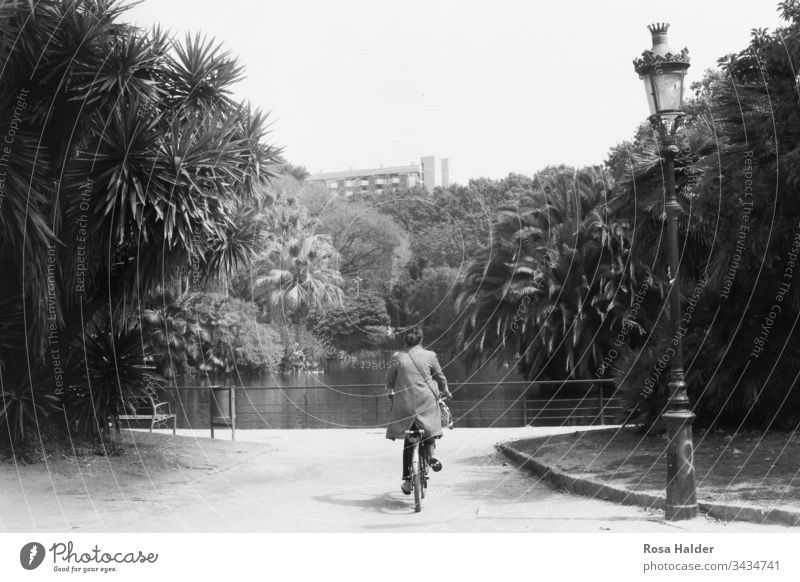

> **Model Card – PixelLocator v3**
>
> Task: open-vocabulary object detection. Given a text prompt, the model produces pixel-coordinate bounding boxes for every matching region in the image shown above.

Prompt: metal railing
[164,378,621,430]
[520,379,619,426]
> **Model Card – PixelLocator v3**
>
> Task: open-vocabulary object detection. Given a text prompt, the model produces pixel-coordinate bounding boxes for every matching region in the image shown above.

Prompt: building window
[345,180,355,187]
[360,179,369,186]
[328,181,337,189]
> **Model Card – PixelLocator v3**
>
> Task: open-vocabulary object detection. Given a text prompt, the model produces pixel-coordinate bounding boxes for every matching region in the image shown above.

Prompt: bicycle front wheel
[412,443,422,512]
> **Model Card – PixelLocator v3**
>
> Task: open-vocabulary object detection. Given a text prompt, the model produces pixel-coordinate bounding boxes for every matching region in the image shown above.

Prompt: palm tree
[457,166,661,381]
[254,229,344,367]
[141,293,208,379]
[0,1,280,440]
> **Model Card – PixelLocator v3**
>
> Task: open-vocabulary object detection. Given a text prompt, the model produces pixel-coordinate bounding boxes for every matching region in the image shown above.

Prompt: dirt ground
[1,427,795,532]
[511,427,800,512]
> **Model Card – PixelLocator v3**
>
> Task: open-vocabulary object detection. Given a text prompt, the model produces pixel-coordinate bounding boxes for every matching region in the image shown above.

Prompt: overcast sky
[128,1,784,184]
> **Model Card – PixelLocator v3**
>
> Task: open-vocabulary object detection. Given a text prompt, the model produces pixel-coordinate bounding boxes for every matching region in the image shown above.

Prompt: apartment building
[309,156,449,197]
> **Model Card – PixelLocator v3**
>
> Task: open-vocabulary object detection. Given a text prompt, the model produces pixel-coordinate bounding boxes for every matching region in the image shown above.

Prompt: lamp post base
[665,504,700,521]
[663,409,699,521]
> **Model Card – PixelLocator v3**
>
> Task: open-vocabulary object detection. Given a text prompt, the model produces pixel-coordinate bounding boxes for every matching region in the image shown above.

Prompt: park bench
[116,393,177,435]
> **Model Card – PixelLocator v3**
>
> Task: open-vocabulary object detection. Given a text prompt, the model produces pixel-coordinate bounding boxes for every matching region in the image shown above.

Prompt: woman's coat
[385,345,448,440]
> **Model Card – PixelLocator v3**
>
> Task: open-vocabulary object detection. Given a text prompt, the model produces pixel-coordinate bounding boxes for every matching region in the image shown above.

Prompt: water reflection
[164,358,531,430]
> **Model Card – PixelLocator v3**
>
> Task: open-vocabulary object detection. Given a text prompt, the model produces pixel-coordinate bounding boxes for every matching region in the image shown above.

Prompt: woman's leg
[402,437,413,480]
[424,440,435,463]
[427,436,442,471]
[403,422,423,480]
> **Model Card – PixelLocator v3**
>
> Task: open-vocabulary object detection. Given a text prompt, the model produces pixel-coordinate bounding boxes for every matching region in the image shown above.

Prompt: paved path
[1,427,791,532]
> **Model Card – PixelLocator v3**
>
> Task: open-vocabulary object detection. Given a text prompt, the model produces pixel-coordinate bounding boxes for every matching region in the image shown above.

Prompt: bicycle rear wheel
[412,442,422,512]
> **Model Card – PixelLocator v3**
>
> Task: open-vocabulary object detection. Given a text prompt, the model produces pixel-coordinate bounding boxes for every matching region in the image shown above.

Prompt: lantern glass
[642,68,686,116]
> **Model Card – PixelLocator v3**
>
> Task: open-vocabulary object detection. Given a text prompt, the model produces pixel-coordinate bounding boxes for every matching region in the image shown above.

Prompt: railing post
[209,386,214,439]
[209,384,236,440]
[599,384,605,425]
[231,386,236,441]
[522,383,528,426]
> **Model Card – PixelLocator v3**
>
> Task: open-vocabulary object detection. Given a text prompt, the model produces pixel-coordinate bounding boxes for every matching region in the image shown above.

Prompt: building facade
[420,156,450,191]
[309,156,449,197]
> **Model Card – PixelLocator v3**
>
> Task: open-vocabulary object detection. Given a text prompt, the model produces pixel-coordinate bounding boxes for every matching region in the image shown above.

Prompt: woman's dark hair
[404,326,423,346]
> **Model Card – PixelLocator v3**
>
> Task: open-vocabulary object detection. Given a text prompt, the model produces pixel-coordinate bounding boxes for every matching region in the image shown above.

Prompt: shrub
[0,360,61,445]
[66,325,165,436]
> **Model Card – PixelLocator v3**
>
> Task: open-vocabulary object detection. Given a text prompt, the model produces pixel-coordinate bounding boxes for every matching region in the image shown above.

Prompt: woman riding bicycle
[385,326,452,495]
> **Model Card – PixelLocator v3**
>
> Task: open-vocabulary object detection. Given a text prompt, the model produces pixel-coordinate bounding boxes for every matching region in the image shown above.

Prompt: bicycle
[390,391,453,512]
[404,426,430,513]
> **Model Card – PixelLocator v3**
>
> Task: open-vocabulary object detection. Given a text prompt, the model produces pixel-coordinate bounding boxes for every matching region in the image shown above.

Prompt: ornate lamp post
[633,23,699,521]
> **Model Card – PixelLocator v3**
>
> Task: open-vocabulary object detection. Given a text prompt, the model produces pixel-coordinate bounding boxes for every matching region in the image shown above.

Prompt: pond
[162,357,612,430]
[163,356,521,430]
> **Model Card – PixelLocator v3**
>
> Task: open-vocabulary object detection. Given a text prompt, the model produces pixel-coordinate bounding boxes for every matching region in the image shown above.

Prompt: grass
[511,426,800,512]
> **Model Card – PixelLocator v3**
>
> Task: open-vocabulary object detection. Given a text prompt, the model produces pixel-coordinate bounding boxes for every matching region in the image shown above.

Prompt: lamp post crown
[647,22,672,56]
[633,23,690,76]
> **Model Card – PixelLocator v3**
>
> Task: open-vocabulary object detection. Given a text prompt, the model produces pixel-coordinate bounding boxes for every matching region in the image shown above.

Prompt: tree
[142,292,283,377]
[253,229,344,365]
[0,0,279,441]
[357,185,436,233]
[604,122,653,182]
[278,160,310,182]
[407,266,462,357]
[457,166,661,381]
[610,1,800,428]
[310,291,391,351]
[364,177,530,274]
[291,178,333,218]
[141,292,206,379]
[316,198,410,291]
[410,224,468,269]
